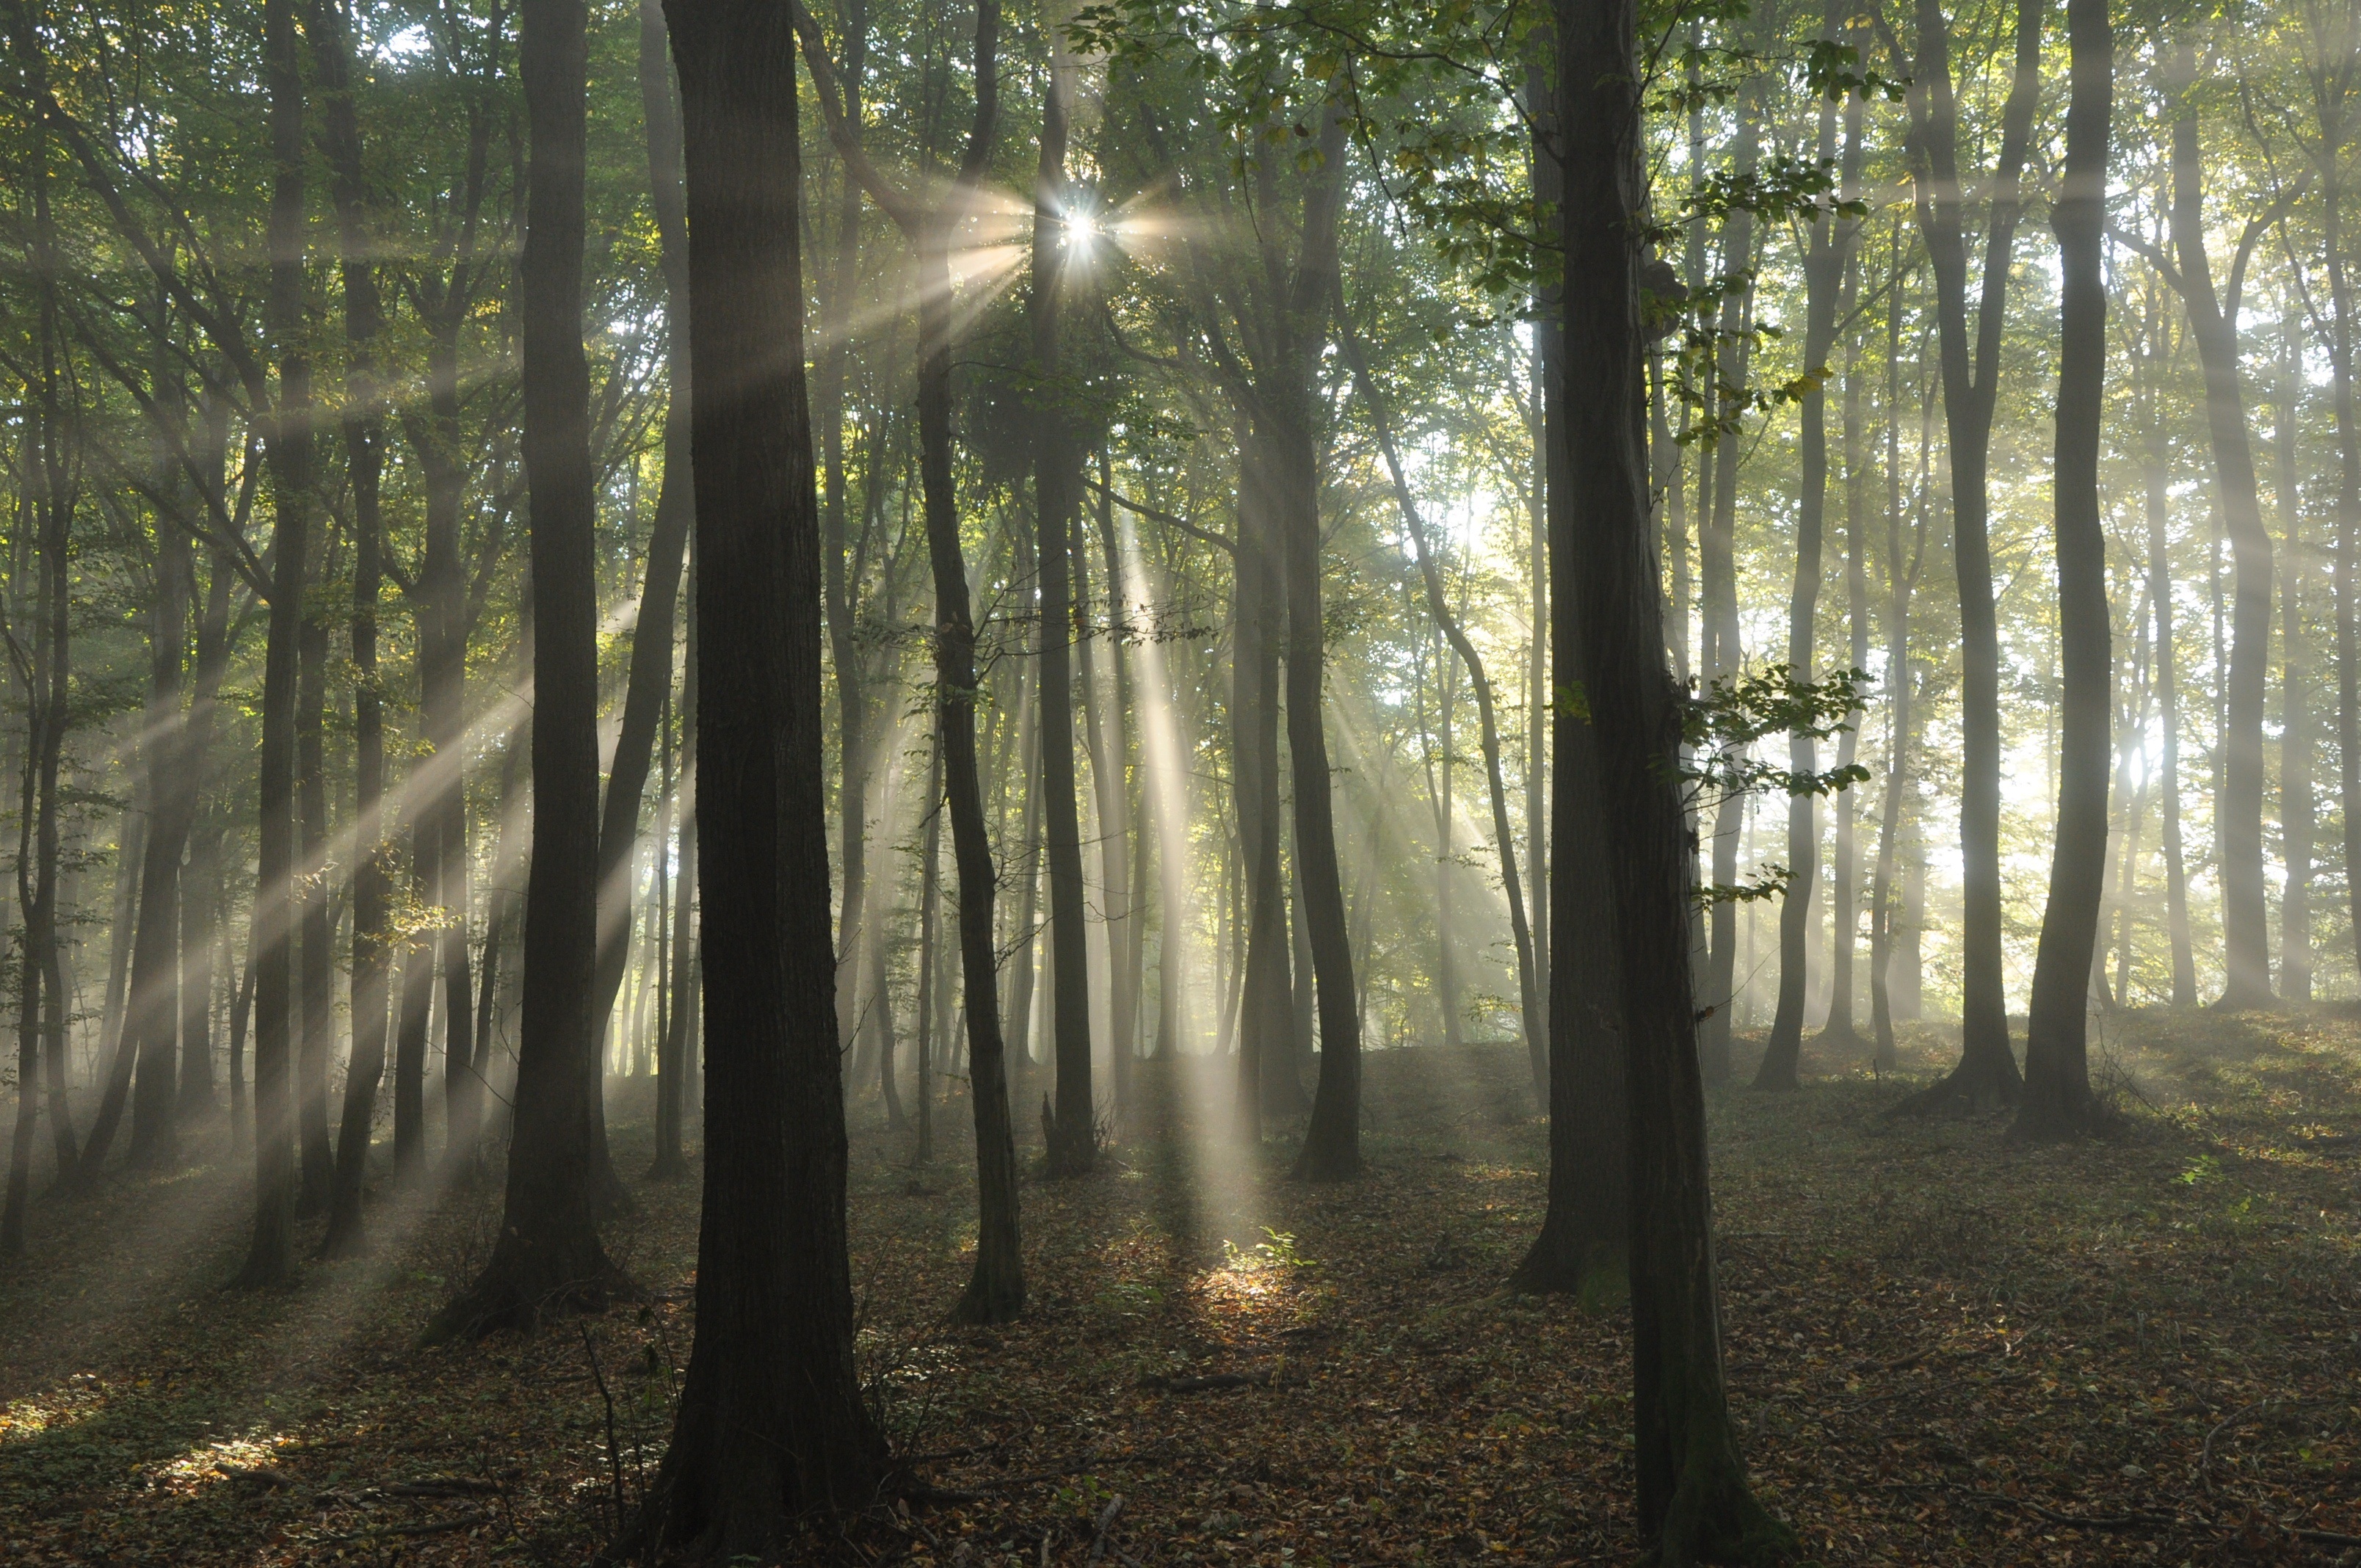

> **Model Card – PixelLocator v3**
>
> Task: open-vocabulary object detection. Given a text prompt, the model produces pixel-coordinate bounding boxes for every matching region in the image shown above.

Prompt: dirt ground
[3,1008,2360,1566]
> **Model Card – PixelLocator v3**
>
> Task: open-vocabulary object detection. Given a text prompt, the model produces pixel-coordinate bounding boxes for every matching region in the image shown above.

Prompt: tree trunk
[1511,202,1625,1293]
[2144,309,2199,1005]
[1336,305,1545,1105]
[649,0,889,1535]
[2016,0,2110,1142]
[1232,432,1288,1140]
[124,493,191,1167]
[2327,139,2361,995]
[1758,34,1860,1089]
[427,0,623,1337]
[318,0,390,1252]
[2277,314,2313,1001]
[651,623,696,1180]
[178,544,234,1115]
[234,0,309,1288]
[2165,41,2275,1009]
[913,722,941,1167]
[296,557,334,1211]
[1825,248,1870,1047]
[1893,0,2040,1114]
[1033,40,1095,1177]
[1557,0,1788,1553]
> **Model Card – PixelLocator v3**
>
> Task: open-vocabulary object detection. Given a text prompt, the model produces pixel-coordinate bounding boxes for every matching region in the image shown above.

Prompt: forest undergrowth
[3,1009,2360,1567]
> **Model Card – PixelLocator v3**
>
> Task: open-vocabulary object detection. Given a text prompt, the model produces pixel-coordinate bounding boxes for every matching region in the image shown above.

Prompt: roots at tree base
[418,1235,634,1344]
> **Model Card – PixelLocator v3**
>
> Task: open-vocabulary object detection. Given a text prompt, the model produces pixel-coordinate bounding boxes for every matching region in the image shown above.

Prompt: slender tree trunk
[1895,0,2040,1113]
[2017,0,2110,1141]
[2326,147,2361,995]
[124,500,191,1167]
[235,0,309,1287]
[318,0,390,1251]
[2277,313,2313,1002]
[1033,40,1095,1175]
[1338,306,1545,1103]
[296,559,334,1211]
[651,617,696,1180]
[1232,432,1288,1140]
[2162,46,2276,1008]
[1559,0,1786,1551]
[178,546,233,1114]
[1759,37,1859,1089]
[1826,248,1870,1046]
[428,0,622,1337]
[914,722,940,1166]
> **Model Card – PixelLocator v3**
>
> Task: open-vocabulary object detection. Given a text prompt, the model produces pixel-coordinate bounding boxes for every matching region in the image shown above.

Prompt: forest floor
[3,1008,2360,1567]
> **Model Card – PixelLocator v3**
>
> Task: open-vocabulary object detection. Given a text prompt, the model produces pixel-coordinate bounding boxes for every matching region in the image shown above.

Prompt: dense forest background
[2,0,2361,1558]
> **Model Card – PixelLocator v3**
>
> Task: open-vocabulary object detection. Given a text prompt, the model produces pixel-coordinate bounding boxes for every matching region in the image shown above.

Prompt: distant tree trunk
[2326,121,2361,994]
[648,0,889,1536]
[234,0,311,1288]
[1233,435,1288,1141]
[179,544,234,1114]
[1082,477,1137,1120]
[229,947,253,1149]
[2163,40,2276,1009]
[2016,0,2111,1142]
[1558,0,1787,1551]
[1759,32,1860,1090]
[1869,269,1919,1072]
[650,633,697,1180]
[427,0,623,1337]
[296,559,335,1211]
[124,495,191,1168]
[913,722,941,1167]
[2143,317,2198,1005]
[318,0,389,1252]
[2276,313,2313,1001]
[391,883,434,1180]
[1894,0,2040,1113]
[1698,111,1755,1081]
[1825,248,1870,1047]
[1337,303,1545,1103]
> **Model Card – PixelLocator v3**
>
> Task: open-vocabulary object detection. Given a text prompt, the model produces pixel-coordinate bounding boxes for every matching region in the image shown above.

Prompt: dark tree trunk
[1232,433,1288,1140]
[125,493,191,1167]
[1893,0,2040,1114]
[913,725,941,1167]
[648,0,889,1537]
[2164,43,2277,1009]
[1557,0,1788,1554]
[1759,37,1860,1090]
[234,0,310,1288]
[1033,41,1095,1177]
[579,0,694,1205]
[391,890,433,1180]
[1869,268,1918,1072]
[651,570,696,1181]
[297,564,334,1212]
[178,545,234,1115]
[2016,0,2111,1141]
[319,0,389,1252]
[427,0,623,1337]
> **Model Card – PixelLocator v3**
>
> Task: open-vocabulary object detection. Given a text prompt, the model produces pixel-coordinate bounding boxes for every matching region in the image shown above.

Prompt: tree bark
[648,0,889,1536]
[2277,314,2313,1001]
[1758,35,1860,1090]
[1893,0,2040,1113]
[2016,0,2110,1141]
[316,0,390,1256]
[427,0,623,1337]
[2164,40,2276,1009]
[1557,0,1788,1554]
[234,0,309,1288]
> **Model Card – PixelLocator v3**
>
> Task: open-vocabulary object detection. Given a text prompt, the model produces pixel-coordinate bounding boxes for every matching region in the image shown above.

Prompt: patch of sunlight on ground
[150,1431,300,1495]
[0,1372,109,1444]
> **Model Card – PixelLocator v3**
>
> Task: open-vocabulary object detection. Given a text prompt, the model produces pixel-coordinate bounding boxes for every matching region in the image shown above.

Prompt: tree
[2016,0,2111,1141]
[1557,0,1788,1556]
[645,0,889,1543]
[427,0,626,1337]
[1886,0,2040,1114]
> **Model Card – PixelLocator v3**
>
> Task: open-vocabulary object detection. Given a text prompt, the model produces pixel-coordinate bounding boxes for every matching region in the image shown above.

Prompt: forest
[1,0,2360,1559]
